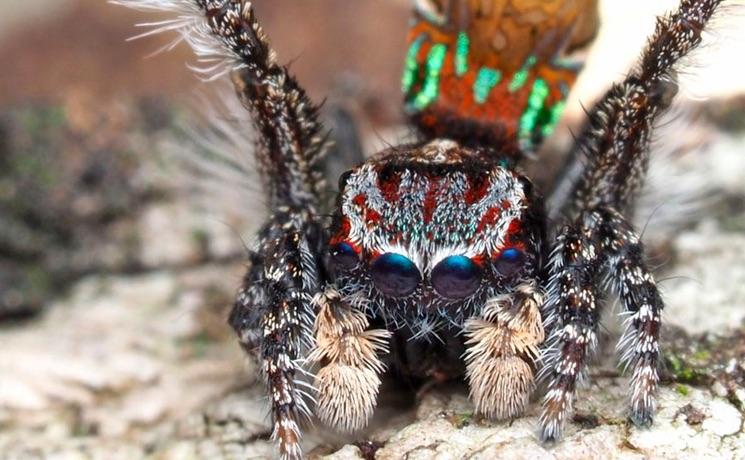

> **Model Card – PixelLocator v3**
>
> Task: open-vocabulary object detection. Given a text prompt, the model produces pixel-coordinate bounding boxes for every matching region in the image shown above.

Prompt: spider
[117,0,726,458]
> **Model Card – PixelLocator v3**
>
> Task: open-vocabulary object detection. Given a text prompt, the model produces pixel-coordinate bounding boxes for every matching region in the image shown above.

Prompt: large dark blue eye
[330,242,359,271]
[431,255,482,299]
[370,253,421,297]
[495,248,525,277]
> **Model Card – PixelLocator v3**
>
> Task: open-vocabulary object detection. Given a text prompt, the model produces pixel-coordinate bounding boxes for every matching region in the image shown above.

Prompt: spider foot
[628,357,659,428]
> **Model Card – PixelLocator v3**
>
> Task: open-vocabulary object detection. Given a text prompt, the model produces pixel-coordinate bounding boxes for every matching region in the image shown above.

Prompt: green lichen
[666,354,710,385]
[692,350,711,362]
[449,411,474,428]
[675,384,690,396]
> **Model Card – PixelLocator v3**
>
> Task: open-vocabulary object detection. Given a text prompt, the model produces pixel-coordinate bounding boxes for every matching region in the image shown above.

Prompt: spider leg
[464,281,544,419]
[539,208,661,439]
[308,287,390,432]
[564,0,724,216]
[182,1,330,457]
[606,212,663,427]
[541,0,724,440]
[539,214,602,440]
[230,209,322,460]
[218,4,328,209]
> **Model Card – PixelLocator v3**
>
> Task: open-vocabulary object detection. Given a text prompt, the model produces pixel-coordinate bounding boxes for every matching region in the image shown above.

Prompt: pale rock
[701,399,742,437]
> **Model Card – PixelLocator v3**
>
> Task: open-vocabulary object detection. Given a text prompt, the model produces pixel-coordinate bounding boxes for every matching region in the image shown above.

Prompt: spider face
[329,139,544,325]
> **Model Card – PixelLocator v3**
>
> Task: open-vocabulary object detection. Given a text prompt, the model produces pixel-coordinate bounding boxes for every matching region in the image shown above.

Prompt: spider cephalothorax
[118,0,728,458]
[330,139,544,327]
[317,140,547,430]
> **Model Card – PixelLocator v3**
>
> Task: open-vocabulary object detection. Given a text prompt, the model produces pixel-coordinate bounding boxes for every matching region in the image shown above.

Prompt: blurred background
[1,1,744,458]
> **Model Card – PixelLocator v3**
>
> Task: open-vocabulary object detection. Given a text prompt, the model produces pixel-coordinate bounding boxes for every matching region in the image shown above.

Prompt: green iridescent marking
[518,78,550,149]
[541,100,566,138]
[473,67,502,104]
[412,43,447,110]
[455,32,469,77]
[402,35,426,94]
[508,55,537,93]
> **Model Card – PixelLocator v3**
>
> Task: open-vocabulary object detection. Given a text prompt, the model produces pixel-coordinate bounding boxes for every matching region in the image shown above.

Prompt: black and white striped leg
[230,209,322,460]
[539,207,663,441]
[561,0,725,217]
[539,212,602,441]
[607,214,663,427]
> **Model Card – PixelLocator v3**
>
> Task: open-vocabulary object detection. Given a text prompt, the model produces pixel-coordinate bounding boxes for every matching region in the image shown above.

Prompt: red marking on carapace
[353,193,366,207]
[471,253,487,266]
[365,209,381,225]
[352,192,382,226]
[378,171,401,203]
[330,217,352,245]
[490,220,525,258]
[465,173,490,204]
[506,219,522,237]
[422,178,441,223]
[476,207,501,233]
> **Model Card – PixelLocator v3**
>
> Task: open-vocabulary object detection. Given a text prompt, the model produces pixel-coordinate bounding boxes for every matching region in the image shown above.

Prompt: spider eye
[431,255,482,299]
[330,242,359,271]
[370,253,421,297]
[494,248,525,277]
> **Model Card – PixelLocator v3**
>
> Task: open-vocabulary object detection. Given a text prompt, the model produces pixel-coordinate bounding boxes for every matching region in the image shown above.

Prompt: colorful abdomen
[403,0,599,152]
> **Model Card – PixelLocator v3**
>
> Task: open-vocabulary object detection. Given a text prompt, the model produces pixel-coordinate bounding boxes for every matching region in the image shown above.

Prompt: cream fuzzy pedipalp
[309,289,390,432]
[465,282,544,419]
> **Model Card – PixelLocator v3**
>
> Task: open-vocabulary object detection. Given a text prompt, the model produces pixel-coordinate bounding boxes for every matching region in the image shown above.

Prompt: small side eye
[431,255,482,299]
[371,253,421,297]
[330,242,359,271]
[494,248,525,277]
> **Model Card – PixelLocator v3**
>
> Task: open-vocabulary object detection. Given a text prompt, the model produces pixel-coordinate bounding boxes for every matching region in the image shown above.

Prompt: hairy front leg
[605,210,664,426]
[559,0,725,217]
[118,1,333,457]
[541,0,725,441]
[539,213,603,441]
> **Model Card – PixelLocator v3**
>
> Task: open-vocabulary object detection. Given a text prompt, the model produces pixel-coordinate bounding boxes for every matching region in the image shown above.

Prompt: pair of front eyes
[331,242,525,299]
